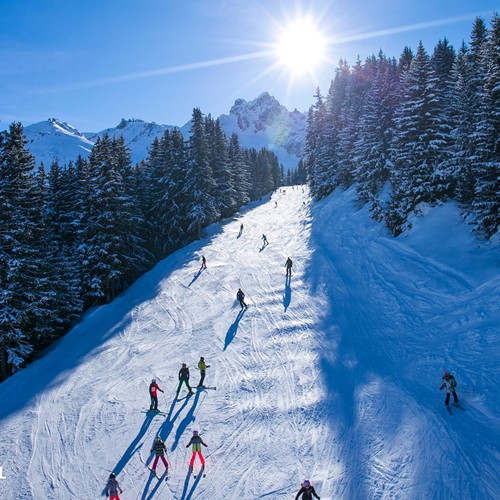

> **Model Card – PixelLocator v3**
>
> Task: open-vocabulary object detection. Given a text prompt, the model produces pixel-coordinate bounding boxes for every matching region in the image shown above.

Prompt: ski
[141,410,167,416]
[193,466,206,478]
[453,403,466,411]
[176,392,194,402]
[445,405,453,415]
[148,467,168,480]
[197,386,216,390]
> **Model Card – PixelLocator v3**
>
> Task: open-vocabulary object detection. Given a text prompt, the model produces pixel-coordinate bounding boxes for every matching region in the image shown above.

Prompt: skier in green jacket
[197,356,210,387]
[186,430,208,468]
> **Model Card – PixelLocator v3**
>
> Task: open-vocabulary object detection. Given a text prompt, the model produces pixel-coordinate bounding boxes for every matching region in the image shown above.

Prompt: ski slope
[0,186,498,500]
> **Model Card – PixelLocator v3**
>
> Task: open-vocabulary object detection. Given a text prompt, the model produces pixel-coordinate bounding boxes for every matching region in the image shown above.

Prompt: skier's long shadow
[187,268,204,287]
[171,390,204,451]
[180,469,203,500]
[224,308,245,350]
[157,396,181,442]
[284,276,292,311]
[141,469,165,500]
[112,412,154,475]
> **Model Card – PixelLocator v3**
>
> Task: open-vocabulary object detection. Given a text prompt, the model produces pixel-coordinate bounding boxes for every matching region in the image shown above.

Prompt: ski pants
[150,395,158,411]
[238,299,247,309]
[152,455,168,470]
[177,379,192,393]
[198,371,206,387]
[189,451,205,467]
[109,495,120,500]
[445,390,459,405]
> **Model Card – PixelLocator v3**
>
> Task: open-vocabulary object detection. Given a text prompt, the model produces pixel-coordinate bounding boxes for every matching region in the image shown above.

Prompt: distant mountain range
[23,92,307,170]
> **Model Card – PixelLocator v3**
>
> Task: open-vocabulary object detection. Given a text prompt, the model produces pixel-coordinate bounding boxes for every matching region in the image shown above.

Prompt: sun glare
[276,19,326,75]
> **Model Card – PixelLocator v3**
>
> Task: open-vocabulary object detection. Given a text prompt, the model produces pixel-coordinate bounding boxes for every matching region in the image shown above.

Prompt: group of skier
[149,357,211,409]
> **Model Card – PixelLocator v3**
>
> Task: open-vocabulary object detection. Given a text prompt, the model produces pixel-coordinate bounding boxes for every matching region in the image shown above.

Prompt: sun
[275,19,326,75]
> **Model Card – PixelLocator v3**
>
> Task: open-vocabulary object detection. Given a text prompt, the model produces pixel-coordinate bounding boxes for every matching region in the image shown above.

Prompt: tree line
[303,14,499,237]
[0,109,282,380]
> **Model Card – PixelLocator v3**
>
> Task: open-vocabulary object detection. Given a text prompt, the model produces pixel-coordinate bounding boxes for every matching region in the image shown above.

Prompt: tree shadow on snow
[224,308,245,350]
[284,276,292,311]
[180,468,203,500]
[112,411,155,475]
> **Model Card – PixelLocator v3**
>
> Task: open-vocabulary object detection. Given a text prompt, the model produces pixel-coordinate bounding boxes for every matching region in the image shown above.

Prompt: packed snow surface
[0,186,498,499]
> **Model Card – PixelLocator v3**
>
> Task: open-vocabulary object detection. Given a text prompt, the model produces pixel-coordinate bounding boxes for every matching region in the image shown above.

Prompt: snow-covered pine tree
[472,13,500,237]
[210,118,238,219]
[184,108,218,239]
[387,42,449,235]
[228,133,251,208]
[0,123,38,378]
[354,52,398,220]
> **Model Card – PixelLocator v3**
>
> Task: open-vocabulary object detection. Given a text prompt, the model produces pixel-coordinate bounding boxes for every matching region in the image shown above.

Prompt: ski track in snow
[0,186,498,499]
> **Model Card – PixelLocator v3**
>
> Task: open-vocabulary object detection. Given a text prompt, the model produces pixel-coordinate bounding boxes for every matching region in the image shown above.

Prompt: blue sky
[1,0,498,132]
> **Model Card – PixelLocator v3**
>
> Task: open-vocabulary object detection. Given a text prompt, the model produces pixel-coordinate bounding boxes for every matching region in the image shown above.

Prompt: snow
[0,186,498,499]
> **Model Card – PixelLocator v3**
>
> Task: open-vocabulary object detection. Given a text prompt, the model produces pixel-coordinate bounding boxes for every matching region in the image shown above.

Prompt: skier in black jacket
[295,479,320,500]
[176,363,193,396]
[236,288,247,309]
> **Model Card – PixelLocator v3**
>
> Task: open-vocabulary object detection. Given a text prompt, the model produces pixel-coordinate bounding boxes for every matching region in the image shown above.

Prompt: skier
[201,255,207,269]
[262,234,268,247]
[285,257,293,277]
[149,379,164,412]
[439,370,460,407]
[177,363,193,396]
[295,479,321,500]
[186,430,208,469]
[197,356,210,387]
[150,436,169,475]
[236,288,248,309]
[105,472,123,500]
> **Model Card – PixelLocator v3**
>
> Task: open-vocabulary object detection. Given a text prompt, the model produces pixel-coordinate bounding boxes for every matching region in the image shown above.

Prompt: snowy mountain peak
[24,119,94,166]
[21,93,306,169]
[222,92,307,162]
[47,118,87,138]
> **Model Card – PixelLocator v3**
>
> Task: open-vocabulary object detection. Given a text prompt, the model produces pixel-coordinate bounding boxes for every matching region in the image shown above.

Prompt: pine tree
[472,13,500,237]
[0,123,38,377]
[388,42,451,234]
[184,108,218,239]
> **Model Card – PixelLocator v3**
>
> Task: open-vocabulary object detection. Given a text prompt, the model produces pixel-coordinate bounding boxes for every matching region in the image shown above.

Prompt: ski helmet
[182,363,187,367]
[151,378,156,384]
[193,430,199,436]
[443,370,450,377]
[156,435,162,441]
[109,473,116,478]
[200,356,204,360]
[303,480,310,487]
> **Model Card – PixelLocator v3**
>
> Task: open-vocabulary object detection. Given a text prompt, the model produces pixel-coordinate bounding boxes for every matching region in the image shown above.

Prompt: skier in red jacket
[149,379,164,412]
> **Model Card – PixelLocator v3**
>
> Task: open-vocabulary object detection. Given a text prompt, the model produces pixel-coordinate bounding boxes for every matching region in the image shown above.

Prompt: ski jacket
[106,477,123,496]
[295,485,320,500]
[285,258,293,269]
[237,290,245,301]
[186,435,207,451]
[198,359,207,372]
[149,382,162,397]
[440,375,457,393]
[179,367,190,380]
[151,439,167,456]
